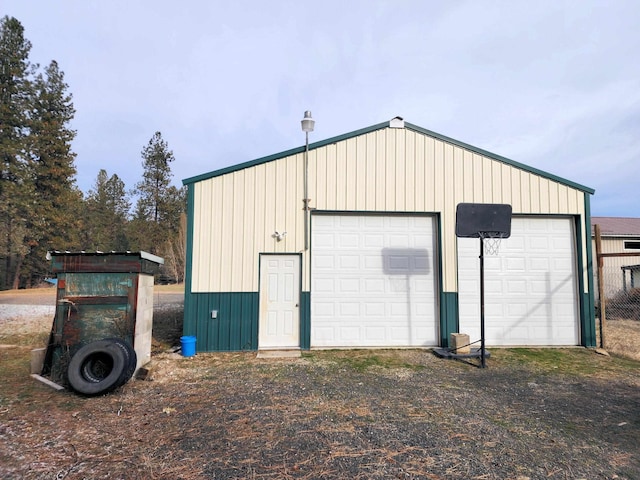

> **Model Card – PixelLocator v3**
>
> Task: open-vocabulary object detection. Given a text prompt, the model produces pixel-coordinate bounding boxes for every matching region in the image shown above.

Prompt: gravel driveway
[1,290,639,479]
[2,346,640,479]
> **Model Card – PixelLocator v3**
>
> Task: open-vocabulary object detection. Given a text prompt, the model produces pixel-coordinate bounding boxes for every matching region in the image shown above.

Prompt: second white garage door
[311,214,438,348]
[457,216,579,346]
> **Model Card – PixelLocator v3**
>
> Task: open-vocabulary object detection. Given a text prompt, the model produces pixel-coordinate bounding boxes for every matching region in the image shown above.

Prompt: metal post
[479,236,486,368]
[300,111,314,251]
[304,130,309,251]
[594,224,606,348]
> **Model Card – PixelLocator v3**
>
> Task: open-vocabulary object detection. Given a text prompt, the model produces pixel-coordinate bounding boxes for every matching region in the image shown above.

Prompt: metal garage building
[182,117,596,352]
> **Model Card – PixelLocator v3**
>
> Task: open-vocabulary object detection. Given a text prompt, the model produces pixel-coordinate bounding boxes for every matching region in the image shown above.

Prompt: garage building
[182,117,596,352]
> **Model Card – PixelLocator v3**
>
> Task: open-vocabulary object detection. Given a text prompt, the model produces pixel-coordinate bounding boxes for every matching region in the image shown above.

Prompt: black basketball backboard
[455,203,512,238]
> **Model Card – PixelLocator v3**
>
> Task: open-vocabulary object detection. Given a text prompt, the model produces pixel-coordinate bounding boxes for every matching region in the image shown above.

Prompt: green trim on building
[435,213,449,347]
[184,292,258,352]
[404,123,595,195]
[182,121,390,185]
[183,183,196,335]
[183,290,309,352]
[581,196,597,347]
[300,292,311,350]
[183,119,594,195]
[582,293,595,347]
[440,292,459,348]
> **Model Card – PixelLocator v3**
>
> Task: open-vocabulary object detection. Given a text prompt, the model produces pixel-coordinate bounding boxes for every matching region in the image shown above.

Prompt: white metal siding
[190,127,589,294]
[457,217,579,346]
[311,214,438,348]
[592,237,640,298]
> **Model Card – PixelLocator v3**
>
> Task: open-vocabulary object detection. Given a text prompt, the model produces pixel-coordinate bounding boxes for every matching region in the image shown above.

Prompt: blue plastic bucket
[180,336,196,357]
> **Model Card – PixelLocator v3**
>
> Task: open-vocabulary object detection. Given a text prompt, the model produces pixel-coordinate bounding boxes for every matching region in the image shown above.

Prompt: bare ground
[1,289,639,480]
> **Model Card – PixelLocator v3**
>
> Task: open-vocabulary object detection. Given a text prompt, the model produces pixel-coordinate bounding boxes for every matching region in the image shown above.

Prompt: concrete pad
[256,349,302,359]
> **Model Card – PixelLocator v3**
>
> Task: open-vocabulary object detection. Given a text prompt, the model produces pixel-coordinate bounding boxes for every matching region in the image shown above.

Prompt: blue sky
[4,1,639,216]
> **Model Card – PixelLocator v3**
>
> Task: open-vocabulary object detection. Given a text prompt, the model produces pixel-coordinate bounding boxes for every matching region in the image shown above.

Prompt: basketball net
[479,231,505,256]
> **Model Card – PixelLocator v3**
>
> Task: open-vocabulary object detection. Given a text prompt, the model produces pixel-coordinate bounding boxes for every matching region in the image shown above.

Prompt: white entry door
[259,255,300,349]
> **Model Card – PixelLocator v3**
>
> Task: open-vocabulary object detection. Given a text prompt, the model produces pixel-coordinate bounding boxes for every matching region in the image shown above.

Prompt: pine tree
[84,169,130,251]
[18,60,82,285]
[0,16,34,289]
[130,132,186,256]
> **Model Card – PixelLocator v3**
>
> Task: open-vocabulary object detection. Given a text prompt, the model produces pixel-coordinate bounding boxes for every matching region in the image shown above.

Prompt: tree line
[0,16,186,290]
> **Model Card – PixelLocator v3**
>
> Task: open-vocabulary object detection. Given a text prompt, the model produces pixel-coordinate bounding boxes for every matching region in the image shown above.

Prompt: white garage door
[311,214,438,348]
[458,216,579,346]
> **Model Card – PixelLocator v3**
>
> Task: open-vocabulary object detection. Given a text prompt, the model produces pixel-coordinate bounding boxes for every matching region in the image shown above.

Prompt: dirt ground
[1,288,640,480]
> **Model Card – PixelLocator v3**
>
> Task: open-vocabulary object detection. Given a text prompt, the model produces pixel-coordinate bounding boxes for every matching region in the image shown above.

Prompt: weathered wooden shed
[43,251,163,383]
[182,117,596,352]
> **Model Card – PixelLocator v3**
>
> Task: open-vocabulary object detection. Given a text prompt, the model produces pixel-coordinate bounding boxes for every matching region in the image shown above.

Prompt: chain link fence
[596,255,640,321]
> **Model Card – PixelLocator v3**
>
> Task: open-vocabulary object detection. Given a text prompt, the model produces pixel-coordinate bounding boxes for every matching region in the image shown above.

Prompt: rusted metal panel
[49,251,163,275]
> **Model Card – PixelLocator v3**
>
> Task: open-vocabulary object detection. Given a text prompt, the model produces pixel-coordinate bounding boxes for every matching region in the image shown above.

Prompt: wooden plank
[61,296,128,305]
[31,374,65,391]
[597,252,640,258]
[594,224,606,348]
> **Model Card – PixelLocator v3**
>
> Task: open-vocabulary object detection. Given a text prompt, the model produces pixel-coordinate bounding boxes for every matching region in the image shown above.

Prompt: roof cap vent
[389,116,404,128]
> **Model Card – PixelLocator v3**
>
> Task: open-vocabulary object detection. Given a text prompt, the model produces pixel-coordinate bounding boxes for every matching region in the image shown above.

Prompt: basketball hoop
[455,203,513,369]
[479,231,506,256]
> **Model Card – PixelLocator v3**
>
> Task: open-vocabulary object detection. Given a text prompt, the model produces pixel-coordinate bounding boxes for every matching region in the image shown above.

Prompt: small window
[624,241,640,250]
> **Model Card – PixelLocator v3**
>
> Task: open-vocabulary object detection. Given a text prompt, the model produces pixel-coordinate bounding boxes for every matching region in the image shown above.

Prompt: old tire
[81,338,137,388]
[67,340,128,396]
[104,337,137,386]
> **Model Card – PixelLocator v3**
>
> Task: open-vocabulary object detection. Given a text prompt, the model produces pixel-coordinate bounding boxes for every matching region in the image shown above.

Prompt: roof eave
[404,122,595,195]
[182,119,596,196]
[182,120,391,185]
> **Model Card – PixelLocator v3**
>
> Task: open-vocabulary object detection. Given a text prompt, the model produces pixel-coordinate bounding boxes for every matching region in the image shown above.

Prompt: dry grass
[154,283,185,293]
[1,298,640,479]
[603,318,640,361]
[0,286,55,299]
[0,282,184,298]
[2,343,639,479]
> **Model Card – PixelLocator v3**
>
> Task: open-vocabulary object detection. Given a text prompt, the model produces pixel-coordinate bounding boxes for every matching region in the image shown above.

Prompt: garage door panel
[506,257,526,271]
[314,302,335,316]
[314,233,335,248]
[364,234,384,247]
[528,258,550,271]
[339,302,360,316]
[507,303,528,316]
[553,257,573,270]
[458,217,579,346]
[311,215,438,348]
[485,279,503,293]
[413,278,432,291]
[314,278,335,293]
[314,254,335,269]
[364,278,385,293]
[365,303,386,316]
[365,326,385,342]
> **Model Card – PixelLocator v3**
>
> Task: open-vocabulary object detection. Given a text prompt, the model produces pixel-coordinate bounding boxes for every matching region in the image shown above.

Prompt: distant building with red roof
[591,217,640,297]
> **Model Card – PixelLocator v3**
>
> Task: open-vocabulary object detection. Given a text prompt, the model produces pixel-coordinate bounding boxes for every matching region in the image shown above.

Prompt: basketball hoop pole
[455,203,512,369]
[479,237,487,368]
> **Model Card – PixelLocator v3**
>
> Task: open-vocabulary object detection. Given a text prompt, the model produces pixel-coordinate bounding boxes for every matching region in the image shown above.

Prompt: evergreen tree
[130,132,186,256]
[0,16,34,288]
[20,60,82,286]
[84,169,130,251]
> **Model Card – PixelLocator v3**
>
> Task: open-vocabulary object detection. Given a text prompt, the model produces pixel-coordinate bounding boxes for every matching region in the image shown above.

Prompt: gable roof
[591,217,640,237]
[182,118,595,194]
